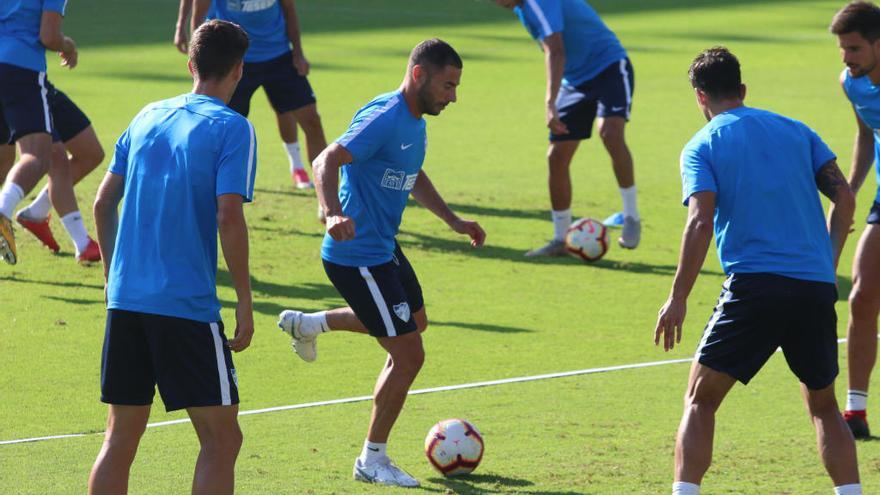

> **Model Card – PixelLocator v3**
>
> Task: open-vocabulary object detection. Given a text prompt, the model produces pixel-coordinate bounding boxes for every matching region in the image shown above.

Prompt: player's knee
[849,285,880,318]
[82,145,106,170]
[298,108,323,133]
[598,124,624,147]
[202,424,243,458]
[104,425,146,456]
[416,320,428,333]
[805,387,838,417]
[395,344,425,375]
[685,387,725,413]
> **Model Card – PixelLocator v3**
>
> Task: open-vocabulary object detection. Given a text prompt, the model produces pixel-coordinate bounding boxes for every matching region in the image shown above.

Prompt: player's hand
[292,51,310,76]
[451,217,486,248]
[654,297,686,352]
[59,37,77,69]
[227,300,254,352]
[326,214,355,241]
[546,106,568,135]
[174,24,188,54]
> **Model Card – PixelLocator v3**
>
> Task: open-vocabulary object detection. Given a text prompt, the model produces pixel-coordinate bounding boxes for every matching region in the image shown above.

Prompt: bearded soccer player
[655,47,859,495]
[277,39,485,487]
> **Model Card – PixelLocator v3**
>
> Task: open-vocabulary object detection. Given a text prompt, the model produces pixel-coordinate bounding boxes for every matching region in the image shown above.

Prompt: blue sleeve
[680,139,716,206]
[43,0,66,15]
[336,106,393,163]
[216,117,257,203]
[107,127,131,177]
[805,126,837,173]
[524,0,563,40]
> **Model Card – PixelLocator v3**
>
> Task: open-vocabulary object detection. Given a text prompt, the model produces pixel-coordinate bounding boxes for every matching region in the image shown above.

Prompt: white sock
[551,208,572,241]
[284,142,305,174]
[359,440,387,465]
[620,185,640,221]
[835,483,862,495]
[0,181,25,220]
[302,311,330,337]
[60,210,90,254]
[20,186,51,220]
[846,390,868,412]
[672,481,700,495]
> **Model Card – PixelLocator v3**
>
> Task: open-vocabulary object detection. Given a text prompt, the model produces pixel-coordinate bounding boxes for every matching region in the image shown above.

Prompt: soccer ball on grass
[424,419,484,476]
[565,218,609,262]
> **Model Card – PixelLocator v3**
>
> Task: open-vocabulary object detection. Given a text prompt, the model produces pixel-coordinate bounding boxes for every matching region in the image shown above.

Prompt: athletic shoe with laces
[277,310,318,362]
[76,238,101,264]
[525,239,567,257]
[618,215,641,249]
[844,410,871,439]
[353,457,419,488]
[15,211,60,253]
[0,214,17,265]
[292,168,314,189]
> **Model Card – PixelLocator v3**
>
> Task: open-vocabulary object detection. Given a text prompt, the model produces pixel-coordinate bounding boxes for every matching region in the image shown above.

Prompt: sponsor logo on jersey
[228,0,277,13]
[381,169,419,191]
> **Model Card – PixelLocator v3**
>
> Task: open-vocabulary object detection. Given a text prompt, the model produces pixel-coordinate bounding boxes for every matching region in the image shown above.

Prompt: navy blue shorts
[228,50,317,117]
[49,87,91,142]
[551,58,634,142]
[101,309,239,412]
[867,201,880,224]
[0,63,54,144]
[695,273,839,390]
[323,243,424,338]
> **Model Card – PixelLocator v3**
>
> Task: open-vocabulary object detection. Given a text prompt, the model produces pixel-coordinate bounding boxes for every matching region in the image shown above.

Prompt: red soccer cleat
[843,410,870,439]
[292,168,314,189]
[76,238,101,264]
[15,212,60,253]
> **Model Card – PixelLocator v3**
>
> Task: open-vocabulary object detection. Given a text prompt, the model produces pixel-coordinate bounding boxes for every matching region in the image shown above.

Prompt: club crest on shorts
[393,302,410,322]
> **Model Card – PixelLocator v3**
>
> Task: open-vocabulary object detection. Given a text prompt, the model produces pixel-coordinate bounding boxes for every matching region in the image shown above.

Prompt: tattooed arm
[816,159,856,269]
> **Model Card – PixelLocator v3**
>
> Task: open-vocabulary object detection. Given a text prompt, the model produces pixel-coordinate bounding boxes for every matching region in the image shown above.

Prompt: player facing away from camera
[654,47,860,495]
[492,0,640,255]
[88,21,256,495]
[0,0,87,264]
[0,86,105,261]
[831,1,880,439]
[190,0,328,195]
[277,39,486,487]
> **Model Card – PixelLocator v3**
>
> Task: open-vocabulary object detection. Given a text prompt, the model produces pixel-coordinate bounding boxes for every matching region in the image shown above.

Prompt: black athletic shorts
[695,273,839,390]
[101,309,239,412]
[228,50,317,117]
[323,243,424,338]
[867,201,880,224]
[49,87,91,143]
[0,63,54,144]
[551,58,634,142]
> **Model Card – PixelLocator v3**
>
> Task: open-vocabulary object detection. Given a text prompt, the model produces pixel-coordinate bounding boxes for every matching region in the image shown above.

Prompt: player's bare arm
[541,32,568,135]
[411,171,486,247]
[93,172,124,282]
[218,193,254,352]
[654,190,715,352]
[174,0,192,54]
[849,107,875,194]
[39,11,76,69]
[280,0,309,76]
[191,0,212,33]
[816,159,856,269]
[313,143,355,241]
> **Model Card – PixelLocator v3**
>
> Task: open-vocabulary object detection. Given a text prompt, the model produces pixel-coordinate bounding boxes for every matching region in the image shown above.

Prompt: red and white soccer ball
[565,218,609,262]
[424,419,484,476]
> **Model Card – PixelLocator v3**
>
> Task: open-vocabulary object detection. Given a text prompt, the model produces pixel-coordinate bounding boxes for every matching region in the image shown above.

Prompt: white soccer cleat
[524,239,567,257]
[277,310,318,362]
[353,457,420,488]
[618,216,641,249]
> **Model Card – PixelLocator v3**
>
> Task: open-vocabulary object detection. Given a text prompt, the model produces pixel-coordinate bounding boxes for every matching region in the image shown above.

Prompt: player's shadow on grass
[426,473,587,495]
[408,200,548,221]
[434,320,534,333]
[0,274,104,291]
[217,270,343,316]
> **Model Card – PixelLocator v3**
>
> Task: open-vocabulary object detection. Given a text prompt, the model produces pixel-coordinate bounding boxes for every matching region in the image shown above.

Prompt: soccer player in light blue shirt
[0,0,80,264]
[655,47,859,495]
[277,39,485,488]
[493,0,641,254]
[831,1,880,442]
[90,21,255,495]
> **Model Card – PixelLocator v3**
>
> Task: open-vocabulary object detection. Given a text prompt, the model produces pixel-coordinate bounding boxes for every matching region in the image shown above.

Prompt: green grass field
[0,0,876,493]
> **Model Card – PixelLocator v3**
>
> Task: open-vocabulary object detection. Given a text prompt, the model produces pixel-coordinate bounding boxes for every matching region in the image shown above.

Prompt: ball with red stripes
[424,419,484,476]
[565,217,609,262]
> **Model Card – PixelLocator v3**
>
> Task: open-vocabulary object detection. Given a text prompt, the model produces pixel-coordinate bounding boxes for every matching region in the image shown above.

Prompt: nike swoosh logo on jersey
[401,143,414,150]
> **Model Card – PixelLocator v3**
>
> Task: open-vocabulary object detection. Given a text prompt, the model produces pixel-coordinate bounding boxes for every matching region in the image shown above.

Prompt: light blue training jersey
[107,93,257,323]
[680,106,836,284]
[513,0,627,86]
[841,68,880,203]
[0,0,66,72]
[321,91,427,267]
[210,0,290,63]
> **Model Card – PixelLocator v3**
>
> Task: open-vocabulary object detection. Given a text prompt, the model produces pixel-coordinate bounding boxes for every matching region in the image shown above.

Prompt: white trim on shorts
[618,59,632,119]
[358,266,397,337]
[694,275,734,359]
[38,72,51,133]
[209,322,232,405]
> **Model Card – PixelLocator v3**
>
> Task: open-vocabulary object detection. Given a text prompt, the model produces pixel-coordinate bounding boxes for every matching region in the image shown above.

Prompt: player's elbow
[835,185,857,221]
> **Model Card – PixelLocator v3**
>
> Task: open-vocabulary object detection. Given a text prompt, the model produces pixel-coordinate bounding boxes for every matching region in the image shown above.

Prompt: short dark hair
[688,46,742,100]
[408,38,463,73]
[189,20,249,81]
[831,1,880,41]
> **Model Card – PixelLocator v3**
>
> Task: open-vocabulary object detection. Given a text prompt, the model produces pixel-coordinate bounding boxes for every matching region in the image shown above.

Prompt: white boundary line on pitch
[0,337,853,446]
